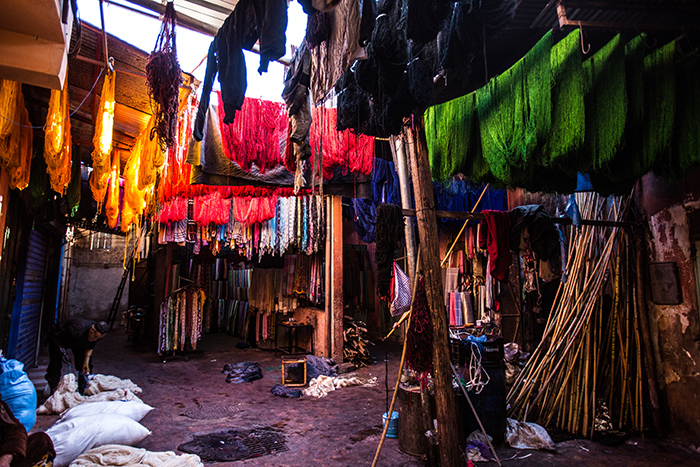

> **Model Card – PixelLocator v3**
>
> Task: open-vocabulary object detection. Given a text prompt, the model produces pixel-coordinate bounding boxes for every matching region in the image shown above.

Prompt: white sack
[61,400,153,423]
[70,444,202,467]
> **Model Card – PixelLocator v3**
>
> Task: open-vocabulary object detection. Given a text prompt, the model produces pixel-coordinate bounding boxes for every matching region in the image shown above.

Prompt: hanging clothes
[158,286,206,355]
[194,0,288,139]
[478,210,512,282]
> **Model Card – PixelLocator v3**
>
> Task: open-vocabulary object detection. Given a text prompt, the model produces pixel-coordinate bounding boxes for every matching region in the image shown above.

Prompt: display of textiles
[157,194,325,259]
[448,292,476,327]
[158,285,206,355]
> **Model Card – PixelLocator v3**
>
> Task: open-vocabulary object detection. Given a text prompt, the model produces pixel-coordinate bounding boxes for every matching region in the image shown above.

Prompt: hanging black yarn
[335,64,372,132]
[439,1,480,85]
[405,277,433,375]
[359,0,377,47]
[480,0,518,34]
[375,203,405,302]
[406,0,451,45]
[408,41,439,107]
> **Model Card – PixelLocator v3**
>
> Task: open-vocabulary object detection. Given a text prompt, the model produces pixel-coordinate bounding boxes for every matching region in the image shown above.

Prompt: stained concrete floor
[31,327,700,466]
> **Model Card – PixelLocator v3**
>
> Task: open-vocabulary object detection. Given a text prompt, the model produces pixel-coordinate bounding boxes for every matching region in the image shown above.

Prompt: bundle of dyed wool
[405,277,433,375]
[231,196,278,225]
[90,70,116,211]
[543,29,585,167]
[137,115,163,191]
[375,203,404,302]
[584,34,626,173]
[438,1,481,85]
[146,1,181,149]
[425,92,484,183]
[642,41,676,174]
[105,150,121,229]
[217,94,286,173]
[43,82,72,194]
[157,197,188,224]
[0,83,33,191]
[193,192,231,226]
[406,0,450,44]
[310,107,374,179]
[668,50,700,179]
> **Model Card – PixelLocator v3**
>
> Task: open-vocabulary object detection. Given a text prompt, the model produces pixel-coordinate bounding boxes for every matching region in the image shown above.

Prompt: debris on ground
[270,384,302,398]
[343,318,373,368]
[222,362,262,384]
[303,374,377,398]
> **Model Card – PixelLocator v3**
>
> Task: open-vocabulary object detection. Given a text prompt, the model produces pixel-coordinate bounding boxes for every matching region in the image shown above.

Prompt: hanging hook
[578,23,591,54]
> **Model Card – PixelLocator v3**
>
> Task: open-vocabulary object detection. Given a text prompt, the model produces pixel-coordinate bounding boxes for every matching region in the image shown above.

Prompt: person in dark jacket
[0,396,54,467]
[44,318,108,395]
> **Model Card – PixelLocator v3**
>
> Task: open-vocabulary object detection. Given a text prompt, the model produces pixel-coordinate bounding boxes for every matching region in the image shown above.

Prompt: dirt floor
[31,327,700,466]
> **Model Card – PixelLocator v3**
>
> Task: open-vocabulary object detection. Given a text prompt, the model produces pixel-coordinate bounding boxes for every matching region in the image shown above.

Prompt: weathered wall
[639,171,700,443]
[67,230,128,322]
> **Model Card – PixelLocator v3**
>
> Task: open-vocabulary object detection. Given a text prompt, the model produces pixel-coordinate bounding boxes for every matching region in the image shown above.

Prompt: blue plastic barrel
[383,411,399,438]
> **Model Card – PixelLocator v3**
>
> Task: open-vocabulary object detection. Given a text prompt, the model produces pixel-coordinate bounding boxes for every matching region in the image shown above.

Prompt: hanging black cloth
[193,0,288,140]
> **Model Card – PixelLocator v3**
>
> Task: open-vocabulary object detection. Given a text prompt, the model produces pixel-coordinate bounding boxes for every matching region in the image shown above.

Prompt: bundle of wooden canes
[507,191,649,437]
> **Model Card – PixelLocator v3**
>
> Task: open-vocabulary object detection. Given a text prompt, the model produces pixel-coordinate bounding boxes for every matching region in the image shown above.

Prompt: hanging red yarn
[405,277,434,375]
[231,196,278,225]
[158,197,188,223]
[192,191,231,226]
[217,92,286,173]
[309,107,374,179]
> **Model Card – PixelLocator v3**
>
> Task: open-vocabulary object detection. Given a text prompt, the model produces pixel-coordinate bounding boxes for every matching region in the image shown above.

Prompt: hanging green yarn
[477,65,524,185]
[644,41,676,173]
[584,34,627,173]
[522,30,552,165]
[66,143,81,217]
[544,30,585,169]
[425,92,477,182]
[668,51,700,180]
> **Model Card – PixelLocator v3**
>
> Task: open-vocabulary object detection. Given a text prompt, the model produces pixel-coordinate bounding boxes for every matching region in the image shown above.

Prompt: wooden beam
[406,120,461,467]
[330,195,344,362]
[402,208,627,228]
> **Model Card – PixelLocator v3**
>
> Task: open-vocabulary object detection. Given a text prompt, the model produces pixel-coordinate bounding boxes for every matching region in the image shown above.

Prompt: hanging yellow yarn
[105,149,121,229]
[137,115,162,191]
[0,79,22,169]
[121,125,149,232]
[7,102,32,190]
[44,82,72,194]
[90,70,117,212]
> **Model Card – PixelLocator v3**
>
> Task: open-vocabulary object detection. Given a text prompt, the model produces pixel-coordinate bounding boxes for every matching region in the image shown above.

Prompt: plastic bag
[0,356,37,432]
[390,262,411,317]
[505,418,556,451]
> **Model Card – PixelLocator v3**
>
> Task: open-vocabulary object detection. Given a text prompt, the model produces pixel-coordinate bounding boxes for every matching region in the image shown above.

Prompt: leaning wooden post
[406,119,462,466]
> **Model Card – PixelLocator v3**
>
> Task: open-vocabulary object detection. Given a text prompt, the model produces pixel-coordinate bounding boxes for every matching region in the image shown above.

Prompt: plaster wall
[67,232,128,322]
[646,203,700,442]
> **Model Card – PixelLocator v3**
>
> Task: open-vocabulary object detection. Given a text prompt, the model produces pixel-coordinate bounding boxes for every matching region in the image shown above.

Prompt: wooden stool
[281,355,307,387]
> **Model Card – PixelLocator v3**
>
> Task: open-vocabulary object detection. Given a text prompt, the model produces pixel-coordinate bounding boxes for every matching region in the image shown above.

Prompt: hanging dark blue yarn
[343,197,377,244]
[433,180,507,225]
[372,158,401,207]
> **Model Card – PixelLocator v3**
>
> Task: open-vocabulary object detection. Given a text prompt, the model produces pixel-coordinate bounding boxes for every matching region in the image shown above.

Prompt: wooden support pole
[391,135,417,281]
[406,120,462,467]
[330,195,344,362]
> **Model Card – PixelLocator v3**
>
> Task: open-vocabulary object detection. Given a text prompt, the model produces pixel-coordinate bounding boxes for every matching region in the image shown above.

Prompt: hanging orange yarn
[138,115,163,191]
[90,70,117,212]
[309,107,374,179]
[0,80,21,166]
[105,149,121,229]
[158,85,197,203]
[6,103,32,190]
[44,82,72,194]
[122,118,155,232]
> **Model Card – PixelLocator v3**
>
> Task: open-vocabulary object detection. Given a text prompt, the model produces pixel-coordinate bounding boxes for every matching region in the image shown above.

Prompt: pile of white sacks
[38,374,202,467]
